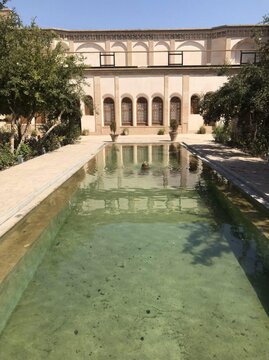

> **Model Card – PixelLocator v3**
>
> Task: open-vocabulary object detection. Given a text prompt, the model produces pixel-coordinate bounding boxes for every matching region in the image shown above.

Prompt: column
[93,76,102,134]
[164,75,169,130]
[148,96,152,126]
[105,40,111,65]
[225,38,232,64]
[181,75,190,133]
[206,38,212,65]
[127,40,132,66]
[149,40,154,66]
[114,76,120,130]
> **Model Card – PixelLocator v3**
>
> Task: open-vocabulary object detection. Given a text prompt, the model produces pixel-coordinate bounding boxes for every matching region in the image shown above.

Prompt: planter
[169,131,178,142]
[110,134,119,142]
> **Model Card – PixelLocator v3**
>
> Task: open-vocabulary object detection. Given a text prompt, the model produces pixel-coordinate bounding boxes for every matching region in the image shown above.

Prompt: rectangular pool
[0,144,268,360]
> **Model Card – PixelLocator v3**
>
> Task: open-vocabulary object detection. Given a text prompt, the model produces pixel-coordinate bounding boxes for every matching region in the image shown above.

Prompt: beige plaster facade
[53,25,269,134]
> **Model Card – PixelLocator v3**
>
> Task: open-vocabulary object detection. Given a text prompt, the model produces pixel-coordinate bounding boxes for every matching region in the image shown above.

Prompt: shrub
[0,144,15,170]
[197,125,206,134]
[170,119,178,131]
[81,129,89,136]
[0,126,13,145]
[213,125,231,144]
[31,129,38,137]
[43,134,62,152]
[121,128,129,136]
[110,120,117,134]
[18,143,33,160]
[157,128,165,135]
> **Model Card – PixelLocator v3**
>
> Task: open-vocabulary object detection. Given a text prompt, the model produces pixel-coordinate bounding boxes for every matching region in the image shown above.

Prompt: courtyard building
[53,24,268,135]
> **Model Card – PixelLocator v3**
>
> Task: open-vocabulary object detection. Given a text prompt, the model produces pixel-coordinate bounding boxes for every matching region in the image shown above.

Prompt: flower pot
[110,134,119,142]
[169,131,178,142]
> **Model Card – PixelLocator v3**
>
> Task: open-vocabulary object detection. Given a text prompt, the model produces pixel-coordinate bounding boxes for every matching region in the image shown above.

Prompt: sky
[5,0,269,30]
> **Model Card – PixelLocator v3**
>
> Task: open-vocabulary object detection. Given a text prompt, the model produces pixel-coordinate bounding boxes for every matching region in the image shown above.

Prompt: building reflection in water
[76,144,204,216]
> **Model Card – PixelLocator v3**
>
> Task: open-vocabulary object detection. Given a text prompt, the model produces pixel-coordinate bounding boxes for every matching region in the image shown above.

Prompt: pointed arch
[111,41,127,66]
[190,94,200,114]
[133,42,149,67]
[121,97,133,126]
[152,97,163,125]
[231,38,257,64]
[76,43,105,66]
[137,97,148,125]
[177,41,205,65]
[170,97,181,125]
[103,97,115,126]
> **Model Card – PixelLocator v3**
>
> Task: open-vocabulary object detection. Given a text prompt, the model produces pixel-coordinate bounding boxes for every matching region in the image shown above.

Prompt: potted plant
[169,119,179,141]
[110,119,119,142]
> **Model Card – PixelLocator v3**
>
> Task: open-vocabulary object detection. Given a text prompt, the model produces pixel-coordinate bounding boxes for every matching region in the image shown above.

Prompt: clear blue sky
[6,0,269,30]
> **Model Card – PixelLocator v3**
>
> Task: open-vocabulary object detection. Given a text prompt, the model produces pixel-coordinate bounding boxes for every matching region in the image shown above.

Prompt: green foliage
[110,119,117,134]
[0,10,86,153]
[200,21,269,156]
[170,119,178,131]
[17,142,33,160]
[212,125,231,145]
[121,128,129,135]
[0,0,9,10]
[0,143,15,169]
[0,126,12,145]
[31,129,38,137]
[81,129,89,136]
[157,128,165,135]
[197,125,206,134]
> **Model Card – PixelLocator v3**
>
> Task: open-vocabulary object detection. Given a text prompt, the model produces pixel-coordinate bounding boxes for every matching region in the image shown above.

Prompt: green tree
[199,18,269,156]
[0,0,9,10]
[0,9,86,154]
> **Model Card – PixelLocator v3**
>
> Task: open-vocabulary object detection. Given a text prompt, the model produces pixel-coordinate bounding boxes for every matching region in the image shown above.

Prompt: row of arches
[72,38,256,67]
[85,95,201,126]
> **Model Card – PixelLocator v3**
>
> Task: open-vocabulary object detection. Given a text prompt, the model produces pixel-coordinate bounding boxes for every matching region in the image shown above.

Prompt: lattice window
[170,97,181,125]
[191,95,200,114]
[104,97,115,126]
[84,95,94,115]
[137,97,148,126]
[121,98,133,126]
[152,97,163,125]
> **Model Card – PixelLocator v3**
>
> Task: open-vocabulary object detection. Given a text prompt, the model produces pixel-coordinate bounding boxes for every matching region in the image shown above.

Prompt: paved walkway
[0,134,268,238]
[182,137,269,210]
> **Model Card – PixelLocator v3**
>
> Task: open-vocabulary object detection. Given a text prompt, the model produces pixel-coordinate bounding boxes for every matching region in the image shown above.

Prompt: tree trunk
[15,115,33,154]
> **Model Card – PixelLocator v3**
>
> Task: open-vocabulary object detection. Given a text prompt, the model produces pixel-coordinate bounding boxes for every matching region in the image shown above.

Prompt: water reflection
[77,144,269,314]
[76,144,204,217]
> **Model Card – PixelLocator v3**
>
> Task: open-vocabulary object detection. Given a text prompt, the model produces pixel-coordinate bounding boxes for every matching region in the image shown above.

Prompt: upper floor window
[240,51,258,65]
[137,97,148,126]
[104,97,115,126]
[152,97,163,125]
[191,95,200,114]
[168,51,183,66]
[84,95,94,115]
[121,97,133,126]
[170,97,181,125]
[100,52,115,67]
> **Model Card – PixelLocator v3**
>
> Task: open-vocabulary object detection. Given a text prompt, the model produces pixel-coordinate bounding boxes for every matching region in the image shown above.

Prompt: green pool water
[0,144,268,360]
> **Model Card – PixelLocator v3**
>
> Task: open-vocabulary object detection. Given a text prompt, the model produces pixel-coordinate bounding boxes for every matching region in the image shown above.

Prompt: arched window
[137,97,148,126]
[170,97,181,125]
[121,97,133,126]
[84,95,94,115]
[152,97,163,125]
[191,95,200,114]
[104,98,115,126]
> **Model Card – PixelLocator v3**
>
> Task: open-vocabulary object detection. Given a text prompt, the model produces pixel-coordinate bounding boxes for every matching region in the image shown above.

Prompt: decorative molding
[52,25,269,42]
